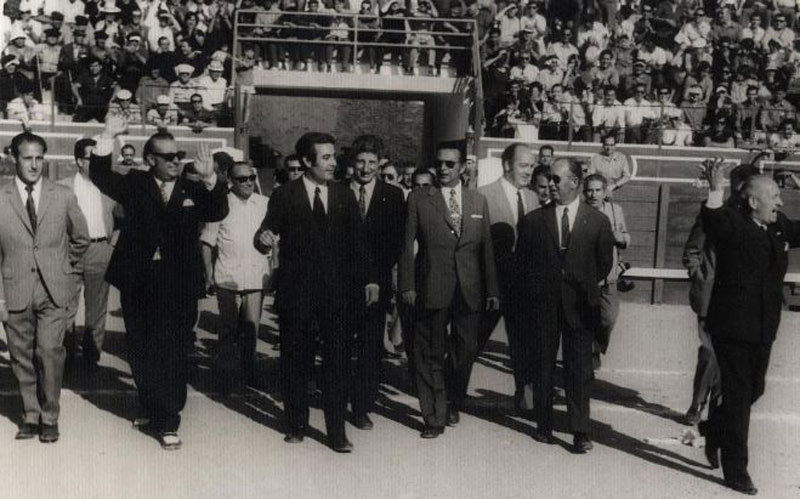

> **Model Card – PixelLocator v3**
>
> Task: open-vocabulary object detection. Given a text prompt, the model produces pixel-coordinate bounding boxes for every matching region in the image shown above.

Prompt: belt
[89,237,108,243]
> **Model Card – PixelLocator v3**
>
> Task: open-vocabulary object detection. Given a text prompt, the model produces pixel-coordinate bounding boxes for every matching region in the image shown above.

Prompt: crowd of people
[0,110,794,496]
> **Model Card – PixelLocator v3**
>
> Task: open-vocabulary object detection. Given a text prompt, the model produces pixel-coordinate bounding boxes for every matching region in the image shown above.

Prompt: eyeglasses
[191,99,202,103]
[435,159,458,169]
[381,173,396,181]
[286,166,303,172]
[233,174,257,183]
[152,151,181,162]
[548,174,576,184]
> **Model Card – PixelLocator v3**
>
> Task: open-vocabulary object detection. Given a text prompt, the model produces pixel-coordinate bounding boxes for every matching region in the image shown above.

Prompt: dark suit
[255,178,374,439]
[0,179,89,426]
[89,151,228,432]
[351,180,405,418]
[516,202,614,435]
[477,178,538,406]
[398,186,499,428]
[700,204,800,480]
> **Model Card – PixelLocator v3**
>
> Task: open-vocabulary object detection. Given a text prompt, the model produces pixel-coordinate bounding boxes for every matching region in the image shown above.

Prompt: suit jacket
[0,178,90,311]
[255,178,376,316]
[398,185,499,312]
[89,153,229,300]
[478,177,538,295]
[357,180,406,305]
[516,201,614,331]
[702,205,800,344]
[683,208,716,317]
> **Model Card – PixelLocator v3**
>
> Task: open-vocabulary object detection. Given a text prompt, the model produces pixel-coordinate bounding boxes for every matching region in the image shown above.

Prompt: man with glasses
[180,93,216,132]
[379,162,401,187]
[623,81,655,144]
[516,157,613,453]
[281,154,304,184]
[759,85,795,135]
[89,116,229,450]
[255,132,379,453]
[761,14,794,49]
[399,140,499,439]
[59,138,118,371]
[201,161,270,391]
[735,85,763,144]
[71,56,115,123]
[590,86,625,142]
[509,51,539,85]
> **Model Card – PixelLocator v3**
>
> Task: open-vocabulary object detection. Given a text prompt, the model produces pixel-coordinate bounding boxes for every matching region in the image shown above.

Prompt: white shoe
[132,417,150,428]
[159,432,182,450]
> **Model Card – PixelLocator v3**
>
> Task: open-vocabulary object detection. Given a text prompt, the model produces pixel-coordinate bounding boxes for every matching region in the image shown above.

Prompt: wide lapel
[565,202,591,255]
[35,179,54,229]
[543,204,559,250]
[459,188,477,243]
[146,173,166,206]
[427,185,458,235]
[491,180,514,227]
[165,177,186,211]
[365,179,383,225]
[5,181,34,236]
[291,177,314,226]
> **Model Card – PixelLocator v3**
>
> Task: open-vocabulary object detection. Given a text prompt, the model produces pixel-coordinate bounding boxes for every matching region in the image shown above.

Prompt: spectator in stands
[146,94,179,128]
[576,9,610,66]
[711,5,741,43]
[196,59,228,112]
[768,118,800,153]
[703,113,736,148]
[147,10,176,53]
[762,13,794,50]
[120,8,146,44]
[674,8,711,50]
[537,55,564,94]
[661,113,695,146]
[180,93,216,131]
[0,56,30,114]
[531,163,551,206]
[295,0,331,72]
[355,0,379,72]
[620,59,652,100]
[591,86,625,142]
[7,80,45,123]
[169,63,197,113]
[72,56,115,122]
[498,3,522,47]
[375,0,410,75]
[325,0,353,72]
[115,33,147,95]
[741,12,765,46]
[36,28,62,86]
[137,63,170,114]
[547,27,579,72]
[760,85,795,134]
[118,143,143,171]
[509,51,538,85]
[681,60,713,104]
[105,88,142,124]
[623,82,655,143]
[681,85,706,140]
[588,134,631,197]
[735,85,763,144]
[537,144,554,168]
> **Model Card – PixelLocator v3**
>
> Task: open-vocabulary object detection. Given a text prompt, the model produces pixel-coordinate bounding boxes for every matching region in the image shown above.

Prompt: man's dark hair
[501,142,529,168]
[212,151,234,176]
[74,138,97,161]
[351,134,385,158]
[10,132,48,158]
[121,144,135,154]
[412,167,433,184]
[584,173,607,187]
[555,157,583,181]
[295,132,336,165]
[142,131,175,160]
[602,133,617,144]
[538,144,554,157]
[436,139,467,163]
[533,163,550,179]
[283,153,301,167]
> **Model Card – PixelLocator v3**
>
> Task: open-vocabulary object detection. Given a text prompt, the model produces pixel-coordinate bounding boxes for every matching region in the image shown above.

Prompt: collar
[556,194,581,213]
[351,177,376,195]
[302,173,327,192]
[440,182,462,198]
[15,176,41,194]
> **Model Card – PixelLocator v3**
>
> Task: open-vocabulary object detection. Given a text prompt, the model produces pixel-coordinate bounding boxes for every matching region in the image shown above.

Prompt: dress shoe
[420,426,444,439]
[82,335,101,364]
[704,438,720,469]
[533,429,556,444]
[684,407,701,426]
[15,423,39,440]
[573,433,593,454]
[39,424,59,443]
[329,435,353,453]
[724,474,758,495]
[352,413,374,430]
[446,406,460,426]
[159,431,182,450]
[284,430,305,444]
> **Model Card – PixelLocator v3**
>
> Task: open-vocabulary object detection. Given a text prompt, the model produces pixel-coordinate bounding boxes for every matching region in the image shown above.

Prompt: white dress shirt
[73,172,107,238]
[440,182,462,214]
[302,174,328,213]
[555,195,581,247]
[500,176,526,226]
[155,177,176,202]
[15,176,41,211]
[350,177,377,214]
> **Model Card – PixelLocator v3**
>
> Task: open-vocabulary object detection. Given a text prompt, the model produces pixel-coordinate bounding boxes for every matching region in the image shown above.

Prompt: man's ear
[747,195,758,212]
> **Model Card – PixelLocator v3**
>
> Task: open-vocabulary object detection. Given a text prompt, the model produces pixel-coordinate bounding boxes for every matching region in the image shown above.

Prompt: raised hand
[194,142,214,179]
[102,113,129,139]
[696,157,727,192]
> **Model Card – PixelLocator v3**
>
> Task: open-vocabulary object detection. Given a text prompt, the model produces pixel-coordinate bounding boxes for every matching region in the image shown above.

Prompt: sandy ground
[0,292,798,499]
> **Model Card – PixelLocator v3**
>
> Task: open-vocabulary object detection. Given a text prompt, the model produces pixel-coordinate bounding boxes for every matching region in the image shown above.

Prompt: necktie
[449,188,461,237]
[359,185,367,220]
[560,206,570,251]
[516,189,524,230]
[25,185,36,233]
[313,186,327,229]
[159,181,170,205]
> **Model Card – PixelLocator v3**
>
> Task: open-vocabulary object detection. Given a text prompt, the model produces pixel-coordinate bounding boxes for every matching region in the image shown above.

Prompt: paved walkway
[0,293,798,499]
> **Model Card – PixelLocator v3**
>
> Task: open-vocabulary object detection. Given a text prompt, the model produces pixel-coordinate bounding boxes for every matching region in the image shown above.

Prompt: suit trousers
[120,262,196,432]
[707,336,772,479]
[352,301,386,417]
[690,318,721,417]
[596,283,620,354]
[474,302,532,401]
[535,304,594,435]
[65,240,113,353]
[6,273,68,425]
[280,305,350,438]
[414,287,480,428]
[398,300,418,393]
[215,288,263,379]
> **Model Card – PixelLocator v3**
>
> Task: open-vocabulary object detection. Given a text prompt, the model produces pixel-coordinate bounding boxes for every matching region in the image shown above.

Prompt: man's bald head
[743,175,783,225]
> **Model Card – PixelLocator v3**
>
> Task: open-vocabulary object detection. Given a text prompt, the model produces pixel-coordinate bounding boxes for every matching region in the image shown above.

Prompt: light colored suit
[0,178,89,425]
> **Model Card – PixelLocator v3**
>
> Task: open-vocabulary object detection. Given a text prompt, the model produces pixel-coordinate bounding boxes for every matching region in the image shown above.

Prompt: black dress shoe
[329,435,353,453]
[352,413,374,430]
[284,430,305,444]
[15,423,39,440]
[82,335,101,364]
[446,406,460,426]
[532,429,556,444]
[725,474,758,495]
[573,433,593,454]
[684,407,701,426]
[704,438,720,469]
[420,426,444,439]
[39,424,59,443]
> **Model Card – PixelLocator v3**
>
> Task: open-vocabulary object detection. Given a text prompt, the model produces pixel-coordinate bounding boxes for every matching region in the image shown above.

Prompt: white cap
[156,94,171,105]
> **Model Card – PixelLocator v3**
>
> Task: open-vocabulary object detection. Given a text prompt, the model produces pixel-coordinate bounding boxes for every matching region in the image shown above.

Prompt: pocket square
[785,242,790,252]
[182,198,195,207]
[470,214,483,219]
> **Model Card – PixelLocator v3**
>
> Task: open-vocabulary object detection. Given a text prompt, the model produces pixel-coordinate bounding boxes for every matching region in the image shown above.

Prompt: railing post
[50,76,55,130]
[657,102,664,150]
[353,14,359,70]
[567,100,574,146]
[652,183,671,305]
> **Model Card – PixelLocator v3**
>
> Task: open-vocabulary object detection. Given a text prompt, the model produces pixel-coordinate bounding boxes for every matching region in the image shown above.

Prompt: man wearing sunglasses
[89,116,229,451]
[516,157,614,453]
[399,140,499,439]
[255,132,378,453]
[201,162,270,391]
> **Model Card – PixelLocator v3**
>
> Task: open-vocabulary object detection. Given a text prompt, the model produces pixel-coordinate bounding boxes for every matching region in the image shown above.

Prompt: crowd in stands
[0,0,236,128]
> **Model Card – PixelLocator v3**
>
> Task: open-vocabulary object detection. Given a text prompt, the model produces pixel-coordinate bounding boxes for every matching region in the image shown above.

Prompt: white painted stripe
[481,136,762,154]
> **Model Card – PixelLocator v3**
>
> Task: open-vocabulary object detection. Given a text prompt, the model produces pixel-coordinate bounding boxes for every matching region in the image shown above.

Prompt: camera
[616,262,635,292]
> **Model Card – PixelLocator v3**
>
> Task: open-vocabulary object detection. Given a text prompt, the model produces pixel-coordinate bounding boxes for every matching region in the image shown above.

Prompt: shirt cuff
[202,172,218,191]
[92,136,115,157]
[705,189,725,209]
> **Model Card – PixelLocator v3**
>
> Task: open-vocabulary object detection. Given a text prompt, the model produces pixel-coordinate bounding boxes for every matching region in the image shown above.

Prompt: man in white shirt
[201,162,270,389]
[623,82,655,143]
[195,59,228,111]
[58,138,117,369]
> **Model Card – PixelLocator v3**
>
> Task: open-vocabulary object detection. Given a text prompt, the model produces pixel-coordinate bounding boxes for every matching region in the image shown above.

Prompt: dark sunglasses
[381,173,396,181]
[435,159,458,169]
[152,151,181,162]
[286,166,303,172]
[548,174,575,184]
[233,174,257,183]
[191,99,202,103]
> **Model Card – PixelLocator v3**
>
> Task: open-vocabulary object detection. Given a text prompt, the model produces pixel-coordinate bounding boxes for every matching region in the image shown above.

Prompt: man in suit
[0,132,90,443]
[697,159,800,495]
[89,116,229,450]
[255,132,379,453]
[516,157,614,453]
[347,135,405,430]
[476,142,538,414]
[59,138,117,369]
[399,140,500,439]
